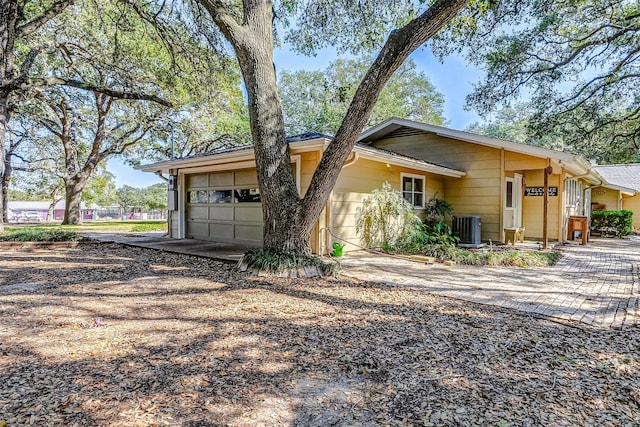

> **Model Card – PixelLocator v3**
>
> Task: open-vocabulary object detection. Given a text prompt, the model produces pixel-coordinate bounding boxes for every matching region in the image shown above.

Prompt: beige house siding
[521,170,562,240]
[169,210,179,238]
[372,133,502,242]
[329,157,445,253]
[591,187,622,211]
[504,151,548,171]
[297,151,322,253]
[622,195,640,229]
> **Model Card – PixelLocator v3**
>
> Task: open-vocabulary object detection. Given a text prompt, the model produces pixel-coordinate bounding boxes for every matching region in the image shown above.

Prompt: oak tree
[174,0,470,261]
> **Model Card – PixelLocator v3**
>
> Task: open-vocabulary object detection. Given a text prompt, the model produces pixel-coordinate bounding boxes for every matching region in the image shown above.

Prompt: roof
[358,117,598,180]
[137,135,466,178]
[593,164,640,194]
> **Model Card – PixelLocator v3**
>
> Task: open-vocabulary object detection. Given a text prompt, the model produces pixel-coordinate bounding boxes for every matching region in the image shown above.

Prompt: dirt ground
[0,242,638,426]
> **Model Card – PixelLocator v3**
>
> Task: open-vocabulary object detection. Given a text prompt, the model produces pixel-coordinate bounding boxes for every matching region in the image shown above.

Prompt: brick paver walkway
[340,236,640,329]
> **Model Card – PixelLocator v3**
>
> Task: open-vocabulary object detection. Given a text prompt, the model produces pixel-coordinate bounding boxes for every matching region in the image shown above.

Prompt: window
[505,179,514,209]
[565,180,583,214]
[188,190,208,204]
[401,173,425,208]
[235,188,261,203]
[209,190,232,203]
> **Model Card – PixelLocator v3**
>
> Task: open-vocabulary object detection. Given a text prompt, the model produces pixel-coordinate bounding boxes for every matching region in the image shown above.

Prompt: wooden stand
[567,215,589,245]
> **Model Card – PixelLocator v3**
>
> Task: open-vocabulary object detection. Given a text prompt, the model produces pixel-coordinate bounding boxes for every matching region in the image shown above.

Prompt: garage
[185,169,263,245]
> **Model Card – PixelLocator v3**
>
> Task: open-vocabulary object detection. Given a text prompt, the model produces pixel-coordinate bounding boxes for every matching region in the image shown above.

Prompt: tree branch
[16,0,75,37]
[31,77,173,107]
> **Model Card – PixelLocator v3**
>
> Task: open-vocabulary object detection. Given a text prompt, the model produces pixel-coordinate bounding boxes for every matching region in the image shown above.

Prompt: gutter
[154,172,169,182]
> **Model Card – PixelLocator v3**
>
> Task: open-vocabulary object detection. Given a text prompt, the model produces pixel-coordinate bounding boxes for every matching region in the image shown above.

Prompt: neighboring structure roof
[593,164,640,194]
[7,201,88,210]
[358,117,599,181]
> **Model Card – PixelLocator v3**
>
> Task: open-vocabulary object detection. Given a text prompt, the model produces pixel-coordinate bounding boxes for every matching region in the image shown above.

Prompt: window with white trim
[401,173,425,208]
[505,178,514,209]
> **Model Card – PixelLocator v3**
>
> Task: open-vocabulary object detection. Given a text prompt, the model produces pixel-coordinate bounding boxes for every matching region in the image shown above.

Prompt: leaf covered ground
[0,243,638,426]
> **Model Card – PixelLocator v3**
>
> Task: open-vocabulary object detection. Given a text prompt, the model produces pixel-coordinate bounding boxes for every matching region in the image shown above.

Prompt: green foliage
[144,183,168,211]
[116,185,145,211]
[239,249,340,277]
[0,228,82,242]
[424,195,454,226]
[421,244,560,267]
[398,220,459,251]
[434,0,640,163]
[356,182,421,249]
[130,222,168,232]
[279,57,447,135]
[591,210,633,237]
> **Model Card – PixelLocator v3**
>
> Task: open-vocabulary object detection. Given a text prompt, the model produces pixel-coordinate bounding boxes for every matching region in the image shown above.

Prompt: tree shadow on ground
[0,243,638,425]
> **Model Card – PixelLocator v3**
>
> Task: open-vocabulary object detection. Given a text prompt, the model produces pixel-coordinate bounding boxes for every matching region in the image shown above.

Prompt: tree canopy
[279,57,447,136]
[434,0,640,163]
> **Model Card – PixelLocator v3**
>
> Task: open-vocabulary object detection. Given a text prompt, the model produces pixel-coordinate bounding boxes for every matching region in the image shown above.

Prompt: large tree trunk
[1,143,10,223]
[208,0,468,258]
[0,98,8,231]
[220,2,309,253]
[62,175,89,225]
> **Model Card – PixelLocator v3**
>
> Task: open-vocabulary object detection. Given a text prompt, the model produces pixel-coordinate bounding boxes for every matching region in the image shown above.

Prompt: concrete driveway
[339,236,640,329]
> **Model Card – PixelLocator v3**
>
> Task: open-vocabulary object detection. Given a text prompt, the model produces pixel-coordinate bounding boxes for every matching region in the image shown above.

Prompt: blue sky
[111,47,484,188]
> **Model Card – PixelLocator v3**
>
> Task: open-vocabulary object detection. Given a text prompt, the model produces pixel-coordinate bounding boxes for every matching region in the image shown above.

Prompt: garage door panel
[235,224,263,242]
[187,221,208,237]
[187,206,208,220]
[209,172,233,187]
[187,174,208,188]
[210,222,234,239]
[234,206,263,222]
[234,170,259,186]
[209,206,233,221]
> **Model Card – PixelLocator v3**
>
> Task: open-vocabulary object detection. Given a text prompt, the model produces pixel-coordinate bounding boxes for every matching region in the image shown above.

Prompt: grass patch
[0,228,82,242]
[420,244,560,267]
[4,220,167,234]
[130,222,168,232]
[239,249,341,277]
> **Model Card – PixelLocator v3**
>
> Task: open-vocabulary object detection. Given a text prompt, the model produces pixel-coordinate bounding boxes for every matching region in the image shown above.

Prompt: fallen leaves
[0,242,638,426]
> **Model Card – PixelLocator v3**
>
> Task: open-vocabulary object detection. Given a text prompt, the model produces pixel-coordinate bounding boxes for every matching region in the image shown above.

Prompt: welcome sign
[525,187,558,196]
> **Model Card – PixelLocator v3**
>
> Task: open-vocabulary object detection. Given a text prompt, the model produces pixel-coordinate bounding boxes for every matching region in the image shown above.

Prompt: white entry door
[504,174,523,228]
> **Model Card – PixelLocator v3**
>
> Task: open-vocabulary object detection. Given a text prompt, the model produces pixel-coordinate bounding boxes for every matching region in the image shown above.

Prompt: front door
[504,174,523,228]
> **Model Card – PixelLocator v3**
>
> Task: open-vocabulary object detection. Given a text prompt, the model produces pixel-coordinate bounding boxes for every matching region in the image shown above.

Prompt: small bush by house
[591,210,633,237]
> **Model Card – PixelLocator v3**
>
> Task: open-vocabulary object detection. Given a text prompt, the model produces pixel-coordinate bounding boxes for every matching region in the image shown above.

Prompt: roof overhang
[599,183,637,196]
[353,144,465,178]
[136,136,466,178]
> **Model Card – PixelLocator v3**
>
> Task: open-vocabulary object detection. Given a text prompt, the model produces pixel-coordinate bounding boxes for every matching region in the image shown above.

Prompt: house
[137,119,613,253]
[7,200,93,222]
[591,164,640,230]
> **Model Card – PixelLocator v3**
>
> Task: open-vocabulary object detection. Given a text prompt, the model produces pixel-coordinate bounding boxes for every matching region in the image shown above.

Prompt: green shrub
[421,243,560,267]
[424,195,453,226]
[130,222,168,232]
[591,210,633,236]
[238,249,340,277]
[356,182,421,249]
[0,228,82,242]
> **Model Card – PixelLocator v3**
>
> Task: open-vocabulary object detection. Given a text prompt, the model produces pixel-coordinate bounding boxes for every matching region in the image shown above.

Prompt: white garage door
[185,170,263,245]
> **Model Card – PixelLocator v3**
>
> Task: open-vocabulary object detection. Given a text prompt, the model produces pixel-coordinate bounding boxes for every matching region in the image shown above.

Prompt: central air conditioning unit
[452,216,483,248]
